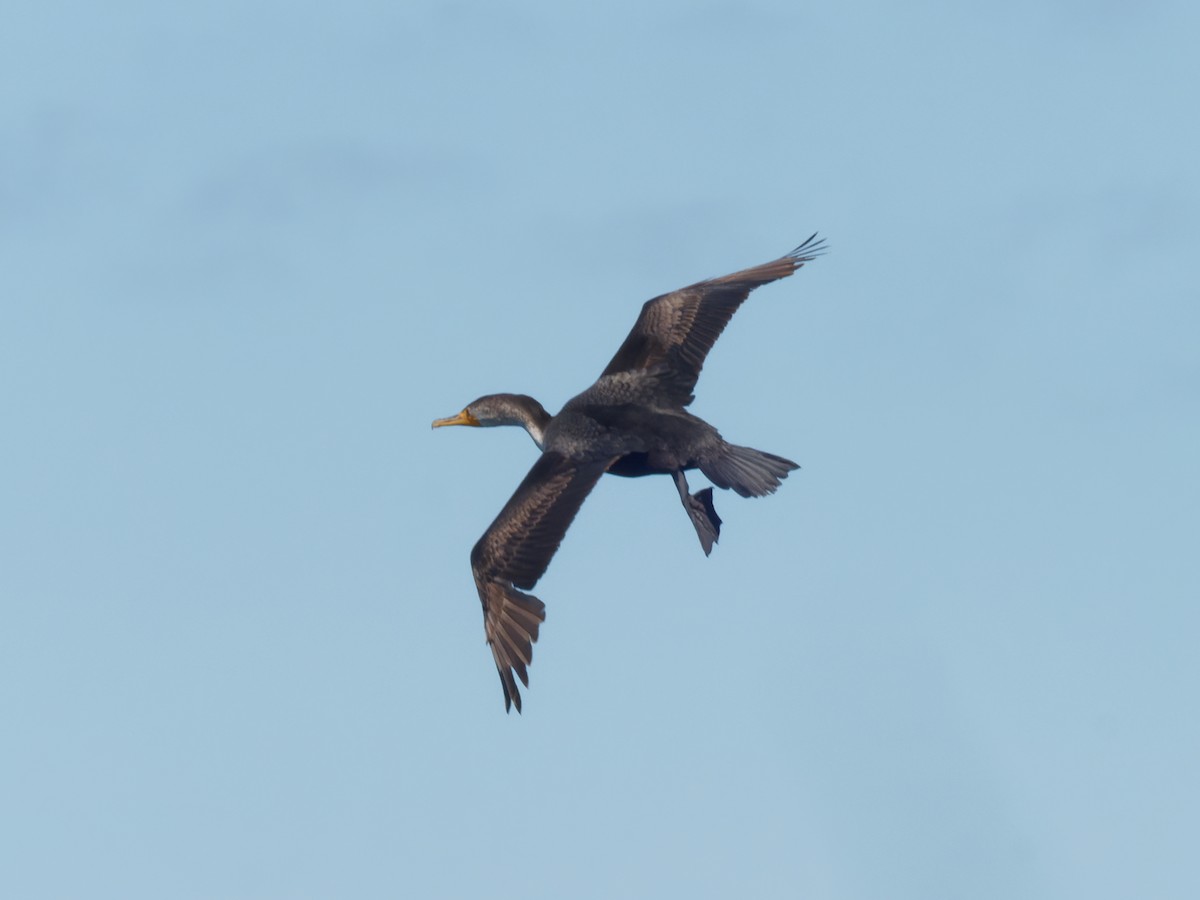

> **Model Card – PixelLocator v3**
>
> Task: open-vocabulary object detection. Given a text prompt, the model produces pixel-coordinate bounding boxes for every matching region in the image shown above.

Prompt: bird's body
[552,395,718,471]
[433,235,825,711]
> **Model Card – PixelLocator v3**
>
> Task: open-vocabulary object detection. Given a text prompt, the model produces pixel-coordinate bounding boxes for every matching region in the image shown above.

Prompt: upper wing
[599,234,825,404]
[469,451,613,713]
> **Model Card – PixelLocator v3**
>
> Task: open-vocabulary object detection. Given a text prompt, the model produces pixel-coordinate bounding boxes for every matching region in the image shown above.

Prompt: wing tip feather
[788,232,828,264]
[481,579,547,714]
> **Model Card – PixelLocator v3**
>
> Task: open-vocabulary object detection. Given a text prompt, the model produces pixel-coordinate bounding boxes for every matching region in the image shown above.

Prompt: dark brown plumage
[433,235,825,711]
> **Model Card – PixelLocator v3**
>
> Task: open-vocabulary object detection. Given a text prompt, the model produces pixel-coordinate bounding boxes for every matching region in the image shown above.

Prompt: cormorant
[433,234,825,711]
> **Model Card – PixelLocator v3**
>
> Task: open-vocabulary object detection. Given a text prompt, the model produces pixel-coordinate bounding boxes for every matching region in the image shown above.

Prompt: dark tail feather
[701,445,798,498]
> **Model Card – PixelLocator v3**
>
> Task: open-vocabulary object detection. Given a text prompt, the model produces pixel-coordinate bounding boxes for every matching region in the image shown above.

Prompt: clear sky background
[3,2,1198,898]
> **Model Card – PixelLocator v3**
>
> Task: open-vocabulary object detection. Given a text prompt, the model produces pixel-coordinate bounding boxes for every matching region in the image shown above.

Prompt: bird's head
[432,393,550,447]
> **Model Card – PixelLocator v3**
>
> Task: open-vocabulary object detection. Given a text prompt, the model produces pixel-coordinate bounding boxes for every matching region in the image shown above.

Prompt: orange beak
[431,409,481,429]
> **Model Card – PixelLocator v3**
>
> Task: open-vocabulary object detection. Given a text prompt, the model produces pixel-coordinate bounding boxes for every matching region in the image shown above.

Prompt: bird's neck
[506,397,551,450]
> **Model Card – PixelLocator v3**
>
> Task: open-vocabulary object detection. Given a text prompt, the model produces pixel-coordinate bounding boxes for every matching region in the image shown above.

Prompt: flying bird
[433,234,826,711]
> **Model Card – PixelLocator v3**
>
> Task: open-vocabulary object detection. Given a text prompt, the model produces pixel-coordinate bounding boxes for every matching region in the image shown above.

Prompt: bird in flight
[433,234,826,711]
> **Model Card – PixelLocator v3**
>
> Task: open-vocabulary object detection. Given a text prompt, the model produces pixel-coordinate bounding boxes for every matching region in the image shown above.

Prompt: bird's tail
[700,444,798,498]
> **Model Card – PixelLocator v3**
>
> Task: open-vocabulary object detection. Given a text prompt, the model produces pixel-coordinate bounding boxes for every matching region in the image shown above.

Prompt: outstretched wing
[469,451,613,712]
[599,234,825,404]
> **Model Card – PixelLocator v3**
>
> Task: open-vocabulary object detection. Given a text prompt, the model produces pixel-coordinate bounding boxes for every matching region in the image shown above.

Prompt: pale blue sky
[3,2,1198,898]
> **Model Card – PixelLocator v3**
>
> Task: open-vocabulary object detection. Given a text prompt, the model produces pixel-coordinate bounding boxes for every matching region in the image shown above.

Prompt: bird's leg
[672,469,722,556]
